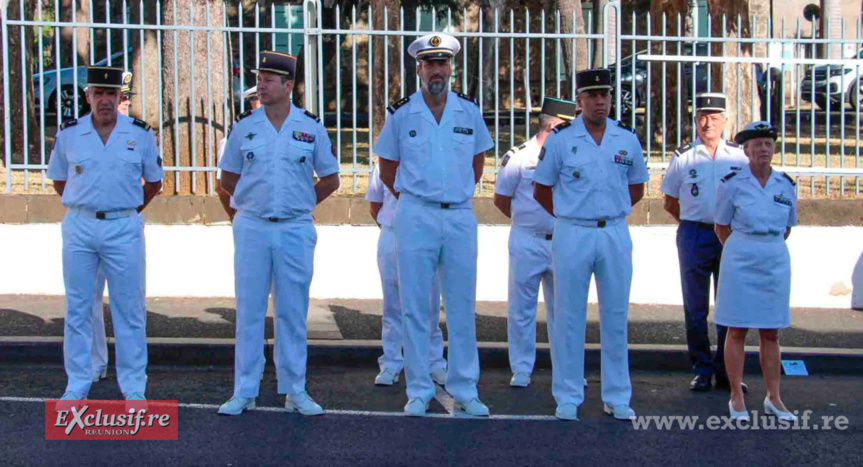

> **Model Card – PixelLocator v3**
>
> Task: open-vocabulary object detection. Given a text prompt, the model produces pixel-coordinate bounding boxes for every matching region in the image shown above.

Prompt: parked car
[800,48,863,111]
[32,51,130,122]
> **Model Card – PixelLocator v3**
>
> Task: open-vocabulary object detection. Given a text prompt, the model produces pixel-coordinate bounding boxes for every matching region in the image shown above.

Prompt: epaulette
[517,143,526,150]
[455,91,478,106]
[781,171,796,186]
[132,118,151,131]
[721,171,738,183]
[501,145,522,167]
[552,121,572,134]
[236,109,253,122]
[387,96,410,114]
[60,119,78,130]
[726,140,740,148]
[304,110,321,123]
[617,120,635,134]
[673,143,692,157]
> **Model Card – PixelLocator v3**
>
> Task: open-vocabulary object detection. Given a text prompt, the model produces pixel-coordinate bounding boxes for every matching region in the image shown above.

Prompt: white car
[800,49,863,111]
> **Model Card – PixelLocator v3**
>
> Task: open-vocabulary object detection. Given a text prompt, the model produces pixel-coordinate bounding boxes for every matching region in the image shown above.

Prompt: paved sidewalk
[1,295,861,349]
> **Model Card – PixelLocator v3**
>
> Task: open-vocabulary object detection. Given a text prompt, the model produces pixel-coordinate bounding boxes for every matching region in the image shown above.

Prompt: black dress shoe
[714,374,748,393]
[690,374,711,391]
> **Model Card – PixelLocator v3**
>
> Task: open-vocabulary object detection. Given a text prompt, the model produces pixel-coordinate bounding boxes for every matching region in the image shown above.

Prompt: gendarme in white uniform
[218,104,339,399]
[660,139,749,223]
[715,168,797,329]
[375,89,494,404]
[365,164,447,375]
[494,137,555,376]
[47,112,162,398]
[533,116,648,409]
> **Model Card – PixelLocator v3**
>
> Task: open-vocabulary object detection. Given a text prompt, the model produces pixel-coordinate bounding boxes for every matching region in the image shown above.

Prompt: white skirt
[715,232,791,329]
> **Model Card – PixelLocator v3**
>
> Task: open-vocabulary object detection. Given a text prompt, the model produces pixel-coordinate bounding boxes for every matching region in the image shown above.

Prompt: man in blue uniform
[534,69,649,421]
[375,33,495,417]
[661,93,750,392]
[217,51,340,416]
[47,66,163,401]
[494,97,576,388]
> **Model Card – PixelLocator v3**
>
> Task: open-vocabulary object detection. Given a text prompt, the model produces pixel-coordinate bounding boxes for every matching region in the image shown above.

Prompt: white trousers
[551,219,633,407]
[507,226,555,375]
[232,212,315,398]
[394,195,480,403]
[377,226,447,373]
[91,268,108,373]
[61,209,147,396]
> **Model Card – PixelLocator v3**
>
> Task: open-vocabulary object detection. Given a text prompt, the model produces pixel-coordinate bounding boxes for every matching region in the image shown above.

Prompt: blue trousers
[676,221,727,377]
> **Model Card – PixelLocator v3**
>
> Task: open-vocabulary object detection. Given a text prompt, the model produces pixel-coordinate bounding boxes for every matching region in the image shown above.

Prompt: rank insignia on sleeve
[453,127,474,135]
[293,131,316,143]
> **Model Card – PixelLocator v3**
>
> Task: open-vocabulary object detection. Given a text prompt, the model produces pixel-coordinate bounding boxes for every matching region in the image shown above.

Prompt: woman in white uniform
[714,121,798,422]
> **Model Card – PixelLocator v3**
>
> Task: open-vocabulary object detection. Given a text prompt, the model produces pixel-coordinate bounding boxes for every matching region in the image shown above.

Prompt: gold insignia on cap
[595,75,599,82]
[707,98,711,105]
[123,74,132,84]
[104,73,108,79]
[430,36,442,46]
[262,57,267,63]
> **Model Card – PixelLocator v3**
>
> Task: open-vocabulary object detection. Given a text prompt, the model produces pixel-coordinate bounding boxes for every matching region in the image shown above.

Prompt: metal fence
[2,0,863,197]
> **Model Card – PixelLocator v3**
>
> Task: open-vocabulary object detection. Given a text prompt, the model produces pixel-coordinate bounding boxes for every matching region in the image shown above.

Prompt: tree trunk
[145,0,229,195]
[59,0,90,67]
[592,0,617,68]
[1,0,42,165]
[820,0,843,59]
[707,0,762,135]
[649,0,691,148]
[371,0,400,139]
[556,0,589,98]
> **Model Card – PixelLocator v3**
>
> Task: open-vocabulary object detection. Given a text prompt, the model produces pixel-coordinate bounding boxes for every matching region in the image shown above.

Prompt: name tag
[453,127,473,135]
[773,195,792,207]
[614,154,633,167]
[292,131,315,143]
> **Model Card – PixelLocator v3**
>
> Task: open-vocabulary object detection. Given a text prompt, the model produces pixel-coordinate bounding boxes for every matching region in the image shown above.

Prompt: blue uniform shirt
[219,104,339,219]
[495,136,554,234]
[47,113,162,211]
[365,163,397,228]
[660,138,749,223]
[715,167,798,235]
[374,90,494,204]
[533,116,649,220]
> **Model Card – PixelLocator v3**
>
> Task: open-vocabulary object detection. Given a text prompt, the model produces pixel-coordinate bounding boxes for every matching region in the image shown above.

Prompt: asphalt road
[1,362,861,466]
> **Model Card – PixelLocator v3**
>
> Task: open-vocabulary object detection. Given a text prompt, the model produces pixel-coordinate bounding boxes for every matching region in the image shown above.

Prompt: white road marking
[0,396,557,421]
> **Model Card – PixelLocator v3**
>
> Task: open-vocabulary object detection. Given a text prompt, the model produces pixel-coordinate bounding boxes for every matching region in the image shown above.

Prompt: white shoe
[124,392,146,401]
[404,397,429,417]
[92,367,108,383]
[59,392,87,401]
[764,397,798,422]
[218,396,255,415]
[728,400,750,421]
[375,368,400,386]
[603,404,636,421]
[584,378,588,388]
[430,368,447,386]
[285,392,325,416]
[555,403,578,421]
[455,398,489,417]
[510,372,530,387]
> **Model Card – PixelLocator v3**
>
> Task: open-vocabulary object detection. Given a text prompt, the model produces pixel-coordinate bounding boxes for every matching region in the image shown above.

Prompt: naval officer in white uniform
[494,97,576,388]
[661,93,750,392]
[534,69,649,421]
[218,51,340,416]
[366,163,448,386]
[375,33,494,417]
[48,66,162,401]
[714,121,798,422]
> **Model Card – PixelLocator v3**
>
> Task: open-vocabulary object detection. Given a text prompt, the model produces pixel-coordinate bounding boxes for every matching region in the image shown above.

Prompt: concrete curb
[2,337,861,374]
